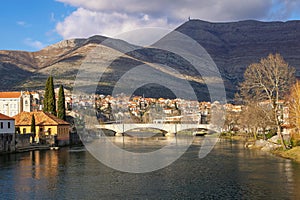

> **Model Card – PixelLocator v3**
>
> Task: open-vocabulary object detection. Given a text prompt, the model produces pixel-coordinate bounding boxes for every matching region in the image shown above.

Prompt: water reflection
[0,139,300,199]
[292,162,300,199]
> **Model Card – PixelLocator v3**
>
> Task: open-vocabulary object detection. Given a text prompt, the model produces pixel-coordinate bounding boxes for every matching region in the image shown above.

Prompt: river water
[1,137,300,200]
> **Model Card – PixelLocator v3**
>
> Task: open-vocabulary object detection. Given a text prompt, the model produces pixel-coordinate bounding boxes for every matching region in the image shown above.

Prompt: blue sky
[0,0,75,51]
[1,0,299,52]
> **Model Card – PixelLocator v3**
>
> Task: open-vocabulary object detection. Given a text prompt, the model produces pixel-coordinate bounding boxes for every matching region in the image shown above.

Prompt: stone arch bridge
[96,123,211,136]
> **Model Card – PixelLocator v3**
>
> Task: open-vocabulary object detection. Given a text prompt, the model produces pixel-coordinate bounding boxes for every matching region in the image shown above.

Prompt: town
[0,53,299,168]
[0,80,293,154]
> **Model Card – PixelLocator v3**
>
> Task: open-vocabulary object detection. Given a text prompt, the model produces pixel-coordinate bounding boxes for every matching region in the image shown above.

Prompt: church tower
[22,91,32,112]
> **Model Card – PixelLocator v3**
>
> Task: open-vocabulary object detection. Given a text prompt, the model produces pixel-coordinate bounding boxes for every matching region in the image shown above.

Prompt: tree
[239,53,295,149]
[57,85,66,120]
[43,76,56,115]
[48,76,56,115]
[288,81,300,134]
[224,110,240,133]
[239,103,275,140]
[43,77,50,112]
[254,103,275,140]
[31,114,36,138]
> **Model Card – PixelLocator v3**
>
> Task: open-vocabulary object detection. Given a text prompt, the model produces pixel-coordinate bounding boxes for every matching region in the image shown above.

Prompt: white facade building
[0,91,32,117]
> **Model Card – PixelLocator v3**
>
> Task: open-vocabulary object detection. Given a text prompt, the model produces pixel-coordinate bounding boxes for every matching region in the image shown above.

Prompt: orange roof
[23,91,31,95]
[0,92,22,98]
[0,113,14,120]
[13,111,69,126]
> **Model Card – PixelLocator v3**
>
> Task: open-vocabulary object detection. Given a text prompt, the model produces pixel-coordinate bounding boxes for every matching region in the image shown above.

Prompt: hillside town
[0,86,293,154]
[0,54,299,170]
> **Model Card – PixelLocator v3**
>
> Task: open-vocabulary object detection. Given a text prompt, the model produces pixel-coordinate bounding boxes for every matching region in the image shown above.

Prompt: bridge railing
[99,120,207,125]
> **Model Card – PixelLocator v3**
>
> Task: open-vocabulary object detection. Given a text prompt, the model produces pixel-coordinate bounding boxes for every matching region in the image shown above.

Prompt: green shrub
[291,138,300,147]
[265,129,277,139]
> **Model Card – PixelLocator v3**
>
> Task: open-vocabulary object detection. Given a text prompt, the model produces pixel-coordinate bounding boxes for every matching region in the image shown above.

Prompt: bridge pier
[115,132,124,137]
[165,132,176,137]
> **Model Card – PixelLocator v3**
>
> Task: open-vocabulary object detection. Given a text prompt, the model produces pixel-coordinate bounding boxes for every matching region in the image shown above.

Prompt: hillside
[176,20,300,96]
[0,20,299,101]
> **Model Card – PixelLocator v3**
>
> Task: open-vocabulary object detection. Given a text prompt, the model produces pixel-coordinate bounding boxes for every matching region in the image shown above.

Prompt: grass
[272,146,300,163]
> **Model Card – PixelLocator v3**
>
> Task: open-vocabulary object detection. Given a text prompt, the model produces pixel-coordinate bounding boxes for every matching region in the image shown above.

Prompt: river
[1,137,300,199]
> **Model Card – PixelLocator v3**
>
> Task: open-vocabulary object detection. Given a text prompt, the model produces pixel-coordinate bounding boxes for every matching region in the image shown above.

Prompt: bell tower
[22,91,32,112]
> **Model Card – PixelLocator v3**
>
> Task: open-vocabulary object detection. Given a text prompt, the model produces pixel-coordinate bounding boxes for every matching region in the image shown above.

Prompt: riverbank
[15,145,50,153]
[221,135,300,163]
[272,147,300,163]
[221,135,255,142]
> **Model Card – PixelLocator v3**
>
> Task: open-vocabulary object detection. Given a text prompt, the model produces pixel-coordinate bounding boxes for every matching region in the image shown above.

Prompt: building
[13,111,70,146]
[0,113,15,152]
[0,91,33,117]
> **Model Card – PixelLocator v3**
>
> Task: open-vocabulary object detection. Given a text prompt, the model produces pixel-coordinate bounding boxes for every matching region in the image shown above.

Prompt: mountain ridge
[0,19,299,101]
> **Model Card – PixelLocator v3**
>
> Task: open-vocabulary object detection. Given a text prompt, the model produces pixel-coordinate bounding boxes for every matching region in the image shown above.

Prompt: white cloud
[17,21,31,28]
[24,38,45,50]
[56,8,176,39]
[55,0,300,40]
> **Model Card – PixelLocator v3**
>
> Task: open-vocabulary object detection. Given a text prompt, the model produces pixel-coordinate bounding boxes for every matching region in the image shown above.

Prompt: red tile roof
[0,92,22,98]
[0,113,14,120]
[13,111,69,126]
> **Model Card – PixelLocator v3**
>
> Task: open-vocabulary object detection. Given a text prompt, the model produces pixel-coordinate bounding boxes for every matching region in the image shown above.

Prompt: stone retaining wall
[0,133,15,153]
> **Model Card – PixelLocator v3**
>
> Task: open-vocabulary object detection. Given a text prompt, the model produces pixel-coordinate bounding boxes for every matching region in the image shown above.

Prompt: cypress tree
[31,114,36,134]
[48,76,56,115]
[43,77,50,112]
[57,85,66,120]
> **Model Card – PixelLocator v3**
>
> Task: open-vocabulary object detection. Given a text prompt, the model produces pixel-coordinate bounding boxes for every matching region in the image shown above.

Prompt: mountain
[176,20,300,96]
[0,20,299,101]
[0,36,107,90]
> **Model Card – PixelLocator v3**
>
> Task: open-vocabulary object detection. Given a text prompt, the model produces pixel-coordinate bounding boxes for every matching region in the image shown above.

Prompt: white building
[0,91,32,117]
[0,113,15,134]
[0,113,15,152]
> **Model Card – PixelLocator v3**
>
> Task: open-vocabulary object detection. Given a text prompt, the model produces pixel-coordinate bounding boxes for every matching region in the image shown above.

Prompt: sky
[1,0,300,52]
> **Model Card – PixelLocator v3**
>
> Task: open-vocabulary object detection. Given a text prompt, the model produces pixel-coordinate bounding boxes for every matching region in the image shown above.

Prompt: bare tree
[288,81,300,135]
[239,102,275,140]
[224,110,240,133]
[239,53,295,149]
[255,103,275,140]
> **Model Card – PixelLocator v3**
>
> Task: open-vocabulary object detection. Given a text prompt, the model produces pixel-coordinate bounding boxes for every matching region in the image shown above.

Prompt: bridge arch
[96,123,210,136]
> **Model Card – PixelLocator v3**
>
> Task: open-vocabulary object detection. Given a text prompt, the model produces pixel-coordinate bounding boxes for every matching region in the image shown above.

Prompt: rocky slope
[0,20,299,101]
[176,20,300,96]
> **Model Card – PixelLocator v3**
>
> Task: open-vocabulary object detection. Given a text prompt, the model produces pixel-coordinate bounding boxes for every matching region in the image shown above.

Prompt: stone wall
[0,133,15,153]
[15,133,33,149]
[69,132,82,146]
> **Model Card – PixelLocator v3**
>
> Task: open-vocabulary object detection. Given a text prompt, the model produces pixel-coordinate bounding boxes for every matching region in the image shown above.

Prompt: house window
[23,128,26,134]
[8,122,10,129]
[0,122,3,129]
